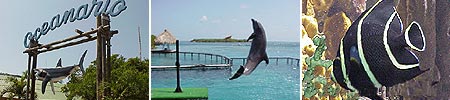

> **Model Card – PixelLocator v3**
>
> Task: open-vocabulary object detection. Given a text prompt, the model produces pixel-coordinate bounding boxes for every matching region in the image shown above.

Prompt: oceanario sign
[24,0,127,48]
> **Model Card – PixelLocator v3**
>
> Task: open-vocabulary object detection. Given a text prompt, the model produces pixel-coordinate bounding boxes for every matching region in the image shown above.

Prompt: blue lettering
[76,4,89,20]
[109,0,127,17]
[24,32,33,48]
[40,22,49,37]
[50,14,61,30]
[92,0,104,17]
[62,8,76,24]
[24,0,127,48]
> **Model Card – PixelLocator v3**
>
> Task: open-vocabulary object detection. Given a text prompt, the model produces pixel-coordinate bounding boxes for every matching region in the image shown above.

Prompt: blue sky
[151,0,300,42]
[0,0,148,74]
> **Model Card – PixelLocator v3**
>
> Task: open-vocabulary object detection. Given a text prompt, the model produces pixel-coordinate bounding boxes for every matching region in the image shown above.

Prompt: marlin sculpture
[229,19,269,80]
[35,50,87,94]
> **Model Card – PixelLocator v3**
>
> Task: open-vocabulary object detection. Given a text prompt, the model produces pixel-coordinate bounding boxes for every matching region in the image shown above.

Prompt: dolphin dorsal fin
[56,58,62,68]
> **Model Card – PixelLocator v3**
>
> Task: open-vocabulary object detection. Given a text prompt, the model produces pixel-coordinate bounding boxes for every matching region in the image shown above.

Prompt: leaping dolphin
[229,19,269,80]
[35,50,87,94]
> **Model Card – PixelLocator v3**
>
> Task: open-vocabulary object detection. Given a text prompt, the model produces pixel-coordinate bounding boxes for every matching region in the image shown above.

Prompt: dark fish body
[35,50,87,94]
[331,0,427,99]
[229,19,269,80]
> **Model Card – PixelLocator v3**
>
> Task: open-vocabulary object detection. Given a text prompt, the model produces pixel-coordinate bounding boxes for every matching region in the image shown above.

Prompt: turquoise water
[151,41,300,100]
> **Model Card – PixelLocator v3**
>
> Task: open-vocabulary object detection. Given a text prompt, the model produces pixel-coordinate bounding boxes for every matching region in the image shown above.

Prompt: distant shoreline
[190,38,248,42]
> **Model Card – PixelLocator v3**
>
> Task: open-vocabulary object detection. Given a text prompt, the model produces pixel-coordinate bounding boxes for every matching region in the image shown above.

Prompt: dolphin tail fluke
[79,50,88,74]
[229,66,245,80]
[42,77,50,94]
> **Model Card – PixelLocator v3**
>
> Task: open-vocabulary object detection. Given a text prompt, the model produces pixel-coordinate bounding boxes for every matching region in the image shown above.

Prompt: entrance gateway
[22,0,127,100]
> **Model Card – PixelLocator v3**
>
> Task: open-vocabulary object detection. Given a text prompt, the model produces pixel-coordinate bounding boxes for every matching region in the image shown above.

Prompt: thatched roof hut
[155,29,176,45]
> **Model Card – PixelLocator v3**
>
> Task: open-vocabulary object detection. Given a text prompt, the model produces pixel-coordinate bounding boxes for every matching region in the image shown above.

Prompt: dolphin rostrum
[35,50,87,94]
[229,19,269,80]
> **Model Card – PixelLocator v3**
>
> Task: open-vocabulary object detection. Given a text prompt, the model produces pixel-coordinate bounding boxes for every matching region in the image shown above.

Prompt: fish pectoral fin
[229,66,246,80]
[263,54,269,64]
[42,77,51,94]
[405,21,425,51]
[349,57,361,67]
[51,82,56,95]
[247,33,256,41]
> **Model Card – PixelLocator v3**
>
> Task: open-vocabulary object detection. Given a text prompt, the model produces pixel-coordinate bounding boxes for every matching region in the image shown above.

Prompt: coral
[302,15,320,38]
[302,34,333,98]
[323,12,352,58]
[302,34,359,100]
[301,0,363,98]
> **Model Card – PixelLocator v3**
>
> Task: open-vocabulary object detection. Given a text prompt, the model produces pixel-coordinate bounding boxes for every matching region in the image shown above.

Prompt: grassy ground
[190,38,247,42]
[151,88,208,99]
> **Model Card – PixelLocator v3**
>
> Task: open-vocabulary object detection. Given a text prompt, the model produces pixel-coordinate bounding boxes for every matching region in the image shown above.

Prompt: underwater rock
[322,12,351,59]
[302,0,315,16]
[310,0,333,12]
[302,14,319,38]
[327,0,365,21]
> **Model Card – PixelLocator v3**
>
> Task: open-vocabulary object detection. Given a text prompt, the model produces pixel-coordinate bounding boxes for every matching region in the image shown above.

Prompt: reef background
[302,0,450,99]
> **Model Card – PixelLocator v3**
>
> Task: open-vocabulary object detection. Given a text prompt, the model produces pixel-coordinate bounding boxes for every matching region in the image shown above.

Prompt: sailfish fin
[79,50,88,74]
[405,21,425,51]
[56,58,62,68]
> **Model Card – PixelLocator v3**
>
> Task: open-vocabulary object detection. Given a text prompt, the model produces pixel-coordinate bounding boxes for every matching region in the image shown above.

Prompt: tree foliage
[1,71,37,100]
[62,54,149,100]
[151,35,156,49]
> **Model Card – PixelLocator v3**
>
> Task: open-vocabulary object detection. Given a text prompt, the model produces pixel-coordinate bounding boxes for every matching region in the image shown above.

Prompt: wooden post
[96,15,104,100]
[138,26,142,60]
[101,13,111,98]
[26,55,31,100]
[30,52,37,100]
[174,40,182,93]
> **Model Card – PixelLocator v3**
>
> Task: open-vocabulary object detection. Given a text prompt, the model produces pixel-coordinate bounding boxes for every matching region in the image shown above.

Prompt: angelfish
[35,50,87,94]
[331,0,428,99]
[229,19,269,80]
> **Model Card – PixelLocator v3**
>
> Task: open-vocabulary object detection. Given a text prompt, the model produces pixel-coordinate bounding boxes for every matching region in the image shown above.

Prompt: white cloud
[200,16,208,22]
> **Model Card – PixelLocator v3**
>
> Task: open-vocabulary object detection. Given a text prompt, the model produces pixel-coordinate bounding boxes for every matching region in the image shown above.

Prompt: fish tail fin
[229,66,245,80]
[404,21,425,51]
[79,50,88,74]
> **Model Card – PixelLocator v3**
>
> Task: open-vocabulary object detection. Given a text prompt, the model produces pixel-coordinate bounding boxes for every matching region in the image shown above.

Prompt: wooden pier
[152,51,300,70]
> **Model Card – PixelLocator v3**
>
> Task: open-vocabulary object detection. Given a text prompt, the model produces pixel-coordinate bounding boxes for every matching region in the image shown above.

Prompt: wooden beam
[23,25,110,53]
[38,37,97,53]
